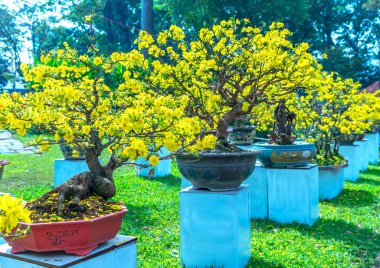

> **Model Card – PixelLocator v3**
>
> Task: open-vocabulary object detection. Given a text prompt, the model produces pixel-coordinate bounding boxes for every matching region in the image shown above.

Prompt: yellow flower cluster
[135,18,322,135]
[0,194,31,234]
[286,73,378,142]
[0,42,216,170]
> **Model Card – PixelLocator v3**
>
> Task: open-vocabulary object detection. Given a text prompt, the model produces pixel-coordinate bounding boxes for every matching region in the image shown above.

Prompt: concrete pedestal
[318,166,346,200]
[354,139,369,171]
[366,133,379,164]
[54,159,89,186]
[340,145,361,181]
[267,165,318,226]
[0,235,137,268]
[136,147,172,178]
[180,186,250,268]
[181,176,192,188]
[243,165,268,219]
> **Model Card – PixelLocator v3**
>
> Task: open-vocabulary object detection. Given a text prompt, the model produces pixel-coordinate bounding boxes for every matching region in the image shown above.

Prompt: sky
[1,0,73,63]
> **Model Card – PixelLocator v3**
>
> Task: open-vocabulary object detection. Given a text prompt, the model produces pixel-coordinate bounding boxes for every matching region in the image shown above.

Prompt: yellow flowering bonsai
[134,18,321,149]
[289,73,375,166]
[0,43,215,214]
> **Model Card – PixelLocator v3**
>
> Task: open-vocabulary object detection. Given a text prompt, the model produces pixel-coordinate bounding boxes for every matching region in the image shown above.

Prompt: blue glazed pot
[337,134,360,145]
[229,126,256,145]
[176,150,259,191]
[253,142,316,167]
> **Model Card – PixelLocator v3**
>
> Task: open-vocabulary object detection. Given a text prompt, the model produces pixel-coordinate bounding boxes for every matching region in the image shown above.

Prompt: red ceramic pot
[0,160,10,180]
[4,204,127,256]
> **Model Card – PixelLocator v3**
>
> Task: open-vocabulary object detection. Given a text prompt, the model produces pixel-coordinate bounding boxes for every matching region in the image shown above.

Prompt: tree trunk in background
[141,0,153,34]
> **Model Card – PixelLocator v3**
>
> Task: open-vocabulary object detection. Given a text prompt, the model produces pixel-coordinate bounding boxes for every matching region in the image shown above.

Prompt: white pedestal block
[180,186,250,268]
[243,165,268,219]
[181,176,192,188]
[0,235,137,268]
[354,139,369,171]
[136,147,172,178]
[267,165,318,226]
[340,145,361,181]
[54,159,89,186]
[318,167,346,200]
[366,133,379,164]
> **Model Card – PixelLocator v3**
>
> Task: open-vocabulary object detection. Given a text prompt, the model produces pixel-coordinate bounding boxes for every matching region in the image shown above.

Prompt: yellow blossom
[148,155,160,166]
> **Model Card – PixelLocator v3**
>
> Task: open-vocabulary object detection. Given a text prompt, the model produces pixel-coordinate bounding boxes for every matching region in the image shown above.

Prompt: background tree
[141,0,153,34]
[0,56,11,88]
[307,0,379,86]
[18,1,59,61]
[65,0,141,54]
[0,6,23,90]
[157,0,310,40]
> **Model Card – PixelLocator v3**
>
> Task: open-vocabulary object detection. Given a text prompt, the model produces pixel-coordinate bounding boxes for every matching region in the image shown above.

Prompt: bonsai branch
[269,100,296,145]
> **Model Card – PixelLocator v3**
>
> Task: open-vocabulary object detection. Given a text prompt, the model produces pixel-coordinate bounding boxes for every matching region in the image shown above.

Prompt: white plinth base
[267,165,319,226]
[354,140,369,171]
[340,145,361,182]
[366,133,379,164]
[0,235,136,268]
[181,176,192,188]
[54,159,89,186]
[136,159,172,178]
[243,165,268,219]
[136,147,172,178]
[318,167,345,200]
[180,186,250,268]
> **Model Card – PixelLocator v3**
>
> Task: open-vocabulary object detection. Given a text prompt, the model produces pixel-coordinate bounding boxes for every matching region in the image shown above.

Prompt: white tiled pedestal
[180,186,250,268]
[266,165,319,226]
[54,159,89,186]
[243,165,268,219]
[340,145,361,182]
[0,235,137,268]
[366,133,379,164]
[354,139,369,171]
[318,165,346,200]
[136,147,172,178]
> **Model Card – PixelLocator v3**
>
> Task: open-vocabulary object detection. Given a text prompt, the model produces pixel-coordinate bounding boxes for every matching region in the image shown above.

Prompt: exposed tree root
[28,172,116,215]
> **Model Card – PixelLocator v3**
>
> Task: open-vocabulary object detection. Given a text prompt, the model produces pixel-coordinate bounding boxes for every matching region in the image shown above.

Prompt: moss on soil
[26,194,123,223]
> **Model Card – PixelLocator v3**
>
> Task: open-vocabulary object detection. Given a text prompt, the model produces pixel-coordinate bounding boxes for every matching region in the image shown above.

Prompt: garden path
[0,131,37,154]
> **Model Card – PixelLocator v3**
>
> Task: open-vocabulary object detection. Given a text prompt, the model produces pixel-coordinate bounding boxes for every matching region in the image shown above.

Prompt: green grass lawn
[1,136,379,267]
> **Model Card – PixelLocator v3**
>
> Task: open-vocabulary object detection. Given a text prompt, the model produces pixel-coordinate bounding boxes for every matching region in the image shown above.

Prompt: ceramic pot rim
[252,141,316,150]
[318,160,348,170]
[17,203,127,227]
[231,126,256,131]
[176,150,260,158]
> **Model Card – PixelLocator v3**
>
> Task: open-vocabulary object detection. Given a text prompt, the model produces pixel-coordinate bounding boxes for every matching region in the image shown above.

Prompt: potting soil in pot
[25,194,123,223]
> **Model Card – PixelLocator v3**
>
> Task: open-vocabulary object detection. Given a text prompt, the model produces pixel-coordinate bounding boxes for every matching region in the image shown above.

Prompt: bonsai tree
[0,44,216,213]
[268,100,297,145]
[133,18,322,149]
[289,73,374,166]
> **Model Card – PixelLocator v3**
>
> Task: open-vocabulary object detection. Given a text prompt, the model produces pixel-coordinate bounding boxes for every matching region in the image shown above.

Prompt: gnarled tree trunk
[33,150,117,214]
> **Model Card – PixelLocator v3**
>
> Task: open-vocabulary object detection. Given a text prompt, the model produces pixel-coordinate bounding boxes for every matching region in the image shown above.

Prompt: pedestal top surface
[0,235,136,268]
[340,144,360,147]
[259,164,317,170]
[55,158,88,162]
[181,185,249,195]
